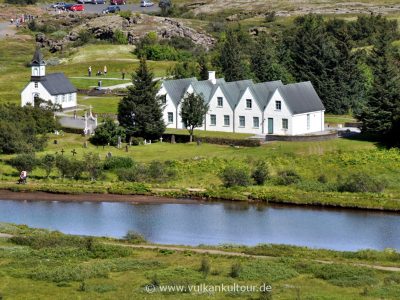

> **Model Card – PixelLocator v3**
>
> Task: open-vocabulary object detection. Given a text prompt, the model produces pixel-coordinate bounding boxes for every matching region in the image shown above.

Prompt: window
[62,95,66,103]
[253,117,259,128]
[217,97,223,107]
[307,114,310,130]
[160,94,167,104]
[210,114,216,126]
[168,112,173,123]
[34,82,38,88]
[246,99,252,109]
[282,118,288,130]
[223,115,230,126]
[69,94,72,102]
[239,116,245,127]
[275,101,281,110]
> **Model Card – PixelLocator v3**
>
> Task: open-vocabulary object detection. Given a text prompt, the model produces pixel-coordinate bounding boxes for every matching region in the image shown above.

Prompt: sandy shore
[0,189,202,204]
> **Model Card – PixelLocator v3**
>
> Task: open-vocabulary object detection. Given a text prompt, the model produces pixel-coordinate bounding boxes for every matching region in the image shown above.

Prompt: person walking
[88,66,92,77]
[104,65,107,76]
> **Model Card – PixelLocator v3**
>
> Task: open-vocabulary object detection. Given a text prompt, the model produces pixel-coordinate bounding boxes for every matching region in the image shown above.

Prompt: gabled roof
[162,77,197,106]
[40,73,77,95]
[31,48,45,66]
[251,80,284,109]
[278,81,325,114]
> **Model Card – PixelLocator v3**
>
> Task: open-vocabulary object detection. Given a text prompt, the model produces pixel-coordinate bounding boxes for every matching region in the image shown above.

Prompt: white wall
[264,90,293,135]
[292,111,325,135]
[233,88,263,134]
[204,86,233,132]
[158,84,178,129]
[21,82,77,109]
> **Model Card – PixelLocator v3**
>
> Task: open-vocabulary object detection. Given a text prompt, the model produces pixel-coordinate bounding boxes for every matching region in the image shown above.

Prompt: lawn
[0,226,399,299]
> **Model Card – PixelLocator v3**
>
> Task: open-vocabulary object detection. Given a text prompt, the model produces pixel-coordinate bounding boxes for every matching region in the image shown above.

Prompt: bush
[89,118,126,147]
[8,153,38,172]
[124,231,146,244]
[230,262,242,278]
[116,164,146,182]
[220,165,251,187]
[55,155,84,179]
[40,154,56,178]
[129,137,144,146]
[113,29,128,45]
[146,160,177,183]
[199,257,210,277]
[252,161,269,185]
[276,170,301,185]
[119,10,132,19]
[337,172,387,193]
[83,152,103,181]
[103,156,134,170]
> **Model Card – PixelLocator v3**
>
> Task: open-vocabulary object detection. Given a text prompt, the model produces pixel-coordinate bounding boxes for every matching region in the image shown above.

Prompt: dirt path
[0,22,16,38]
[110,243,400,273]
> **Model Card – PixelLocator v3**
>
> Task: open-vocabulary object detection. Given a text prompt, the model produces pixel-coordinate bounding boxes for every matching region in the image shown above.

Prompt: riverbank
[1,181,400,212]
[0,224,399,299]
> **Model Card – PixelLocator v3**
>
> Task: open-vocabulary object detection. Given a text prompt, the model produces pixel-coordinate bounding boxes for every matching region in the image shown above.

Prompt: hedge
[161,134,261,147]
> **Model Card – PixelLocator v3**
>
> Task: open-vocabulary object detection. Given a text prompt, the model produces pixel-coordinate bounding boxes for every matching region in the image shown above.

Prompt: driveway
[46,3,159,14]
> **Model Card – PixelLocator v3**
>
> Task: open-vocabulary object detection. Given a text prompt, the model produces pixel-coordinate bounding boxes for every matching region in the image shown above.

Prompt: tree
[358,20,400,145]
[197,53,209,80]
[167,60,198,79]
[180,93,209,142]
[41,154,56,178]
[118,57,166,140]
[251,36,293,84]
[220,28,248,82]
[83,152,103,181]
[89,118,125,146]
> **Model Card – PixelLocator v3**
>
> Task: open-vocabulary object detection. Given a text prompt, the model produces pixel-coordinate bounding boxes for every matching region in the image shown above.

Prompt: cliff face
[34,13,215,52]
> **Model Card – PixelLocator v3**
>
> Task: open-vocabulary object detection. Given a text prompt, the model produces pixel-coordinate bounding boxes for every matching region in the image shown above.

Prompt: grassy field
[0,40,173,105]
[0,224,399,299]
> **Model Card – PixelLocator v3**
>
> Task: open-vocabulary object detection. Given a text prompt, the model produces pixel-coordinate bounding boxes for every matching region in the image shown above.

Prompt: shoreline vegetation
[0,223,400,299]
[0,184,399,212]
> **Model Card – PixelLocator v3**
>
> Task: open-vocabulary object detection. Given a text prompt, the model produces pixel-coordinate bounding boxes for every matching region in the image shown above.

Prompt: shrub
[8,153,38,172]
[199,257,210,277]
[40,154,56,178]
[317,174,328,183]
[220,165,251,187]
[103,156,134,170]
[129,137,144,146]
[116,165,146,182]
[119,10,132,19]
[83,152,103,180]
[230,262,242,278]
[252,161,270,185]
[146,160,177,182]
[276,170,301,185]
[55,155,84,179]
[113,29,128,45]
[124,231,146,244]
[337,172,387,193]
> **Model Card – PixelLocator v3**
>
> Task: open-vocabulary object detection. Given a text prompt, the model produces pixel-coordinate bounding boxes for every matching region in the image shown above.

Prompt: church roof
[40,73,77,95]
[31,48,45,66]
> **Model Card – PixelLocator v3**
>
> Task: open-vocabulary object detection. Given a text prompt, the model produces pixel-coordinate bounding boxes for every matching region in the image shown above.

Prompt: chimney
[208,71,216,84]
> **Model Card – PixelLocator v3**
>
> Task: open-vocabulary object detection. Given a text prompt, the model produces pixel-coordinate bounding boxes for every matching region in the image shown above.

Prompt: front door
[268,118,274,134]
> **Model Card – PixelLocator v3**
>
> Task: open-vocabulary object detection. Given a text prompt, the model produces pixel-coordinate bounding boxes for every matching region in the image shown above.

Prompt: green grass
[77,95,120,114]
[325,114,357,124]
[0,226,399,299]
[165,128,253,139]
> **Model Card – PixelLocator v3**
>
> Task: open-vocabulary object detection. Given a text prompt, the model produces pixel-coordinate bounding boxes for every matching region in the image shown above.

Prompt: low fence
[265,131,338,142]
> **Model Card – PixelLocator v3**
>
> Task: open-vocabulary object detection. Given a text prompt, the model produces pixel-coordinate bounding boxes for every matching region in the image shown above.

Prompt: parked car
[77,0,92,3]
[110,0,125,5]
[91,0,105,4]
[63,3,74,10]
[102,5,120,13]
[140,0,154,7]
[68,3,85,11]
[50,2,66,8]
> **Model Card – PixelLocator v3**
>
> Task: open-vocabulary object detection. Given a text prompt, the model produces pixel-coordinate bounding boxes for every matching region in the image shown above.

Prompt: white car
[140,0,154,7]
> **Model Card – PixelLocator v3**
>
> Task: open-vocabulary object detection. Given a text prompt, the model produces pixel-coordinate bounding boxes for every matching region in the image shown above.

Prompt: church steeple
[31,47,46,80]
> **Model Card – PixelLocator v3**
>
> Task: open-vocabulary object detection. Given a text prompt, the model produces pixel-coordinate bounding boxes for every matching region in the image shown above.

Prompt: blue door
[268,118,274,134]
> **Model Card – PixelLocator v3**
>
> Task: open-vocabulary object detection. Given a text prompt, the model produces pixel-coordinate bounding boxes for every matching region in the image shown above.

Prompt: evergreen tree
[250,36,293,84]
[167,61,198,79]
[198,53,209,80]
[358,21,400,145]
[180,93,209,142]
[220,28,247,82]
[118,57,166,140]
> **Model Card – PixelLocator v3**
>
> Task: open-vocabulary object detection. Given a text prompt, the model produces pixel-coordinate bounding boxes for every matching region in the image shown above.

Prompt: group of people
[10,14,36,27]
[88,66,107,77]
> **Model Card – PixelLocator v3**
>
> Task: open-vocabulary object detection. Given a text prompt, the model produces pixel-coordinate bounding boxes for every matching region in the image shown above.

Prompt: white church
[158,72,325,136]
[21,48,77,109]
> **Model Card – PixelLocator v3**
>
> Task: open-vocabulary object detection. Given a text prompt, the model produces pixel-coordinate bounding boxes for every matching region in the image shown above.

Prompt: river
[0,199,399,251]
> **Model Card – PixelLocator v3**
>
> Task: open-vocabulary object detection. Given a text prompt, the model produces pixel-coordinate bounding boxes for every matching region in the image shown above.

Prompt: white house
[21,48,77,109]
[158,71,325,136]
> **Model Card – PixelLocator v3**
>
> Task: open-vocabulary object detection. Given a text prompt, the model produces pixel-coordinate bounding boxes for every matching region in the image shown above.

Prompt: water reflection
[0,199,399,251]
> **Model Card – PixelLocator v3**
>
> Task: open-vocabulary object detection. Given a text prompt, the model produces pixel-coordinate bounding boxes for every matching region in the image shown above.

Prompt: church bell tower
[31,48,46,80]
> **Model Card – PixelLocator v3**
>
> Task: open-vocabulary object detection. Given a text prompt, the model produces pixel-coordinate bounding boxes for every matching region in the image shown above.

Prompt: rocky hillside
[34,13,215,52]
